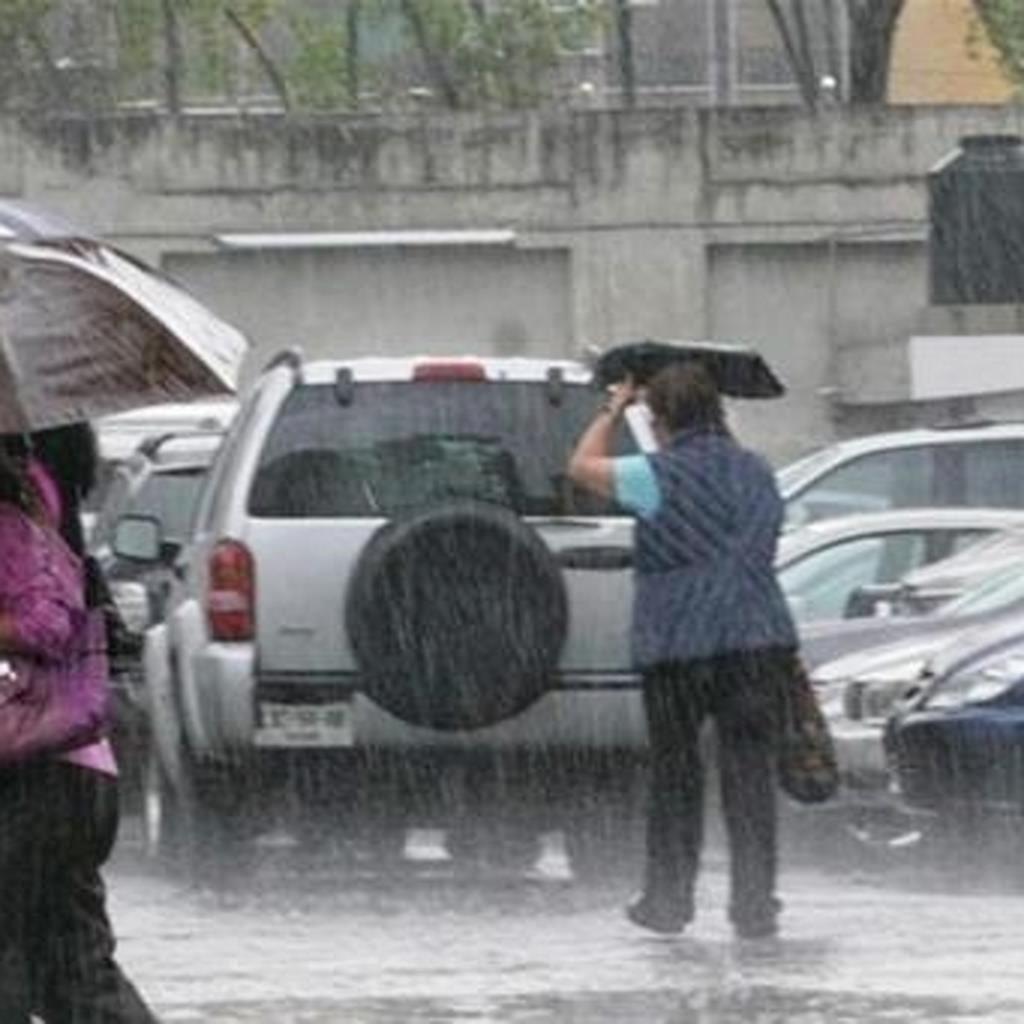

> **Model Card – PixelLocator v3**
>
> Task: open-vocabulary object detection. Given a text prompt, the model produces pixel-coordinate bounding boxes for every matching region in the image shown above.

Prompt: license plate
[254,702,354,748]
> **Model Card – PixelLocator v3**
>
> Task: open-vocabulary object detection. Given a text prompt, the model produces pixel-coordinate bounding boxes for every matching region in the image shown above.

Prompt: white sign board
[909,334,1024,401]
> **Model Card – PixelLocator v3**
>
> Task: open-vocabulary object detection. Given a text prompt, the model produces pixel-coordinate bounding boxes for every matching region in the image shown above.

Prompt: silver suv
[143,353,648,867]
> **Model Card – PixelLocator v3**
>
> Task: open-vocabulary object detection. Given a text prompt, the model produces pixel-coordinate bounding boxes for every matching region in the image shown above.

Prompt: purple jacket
[0,492,116,774]
[0,504,84,658]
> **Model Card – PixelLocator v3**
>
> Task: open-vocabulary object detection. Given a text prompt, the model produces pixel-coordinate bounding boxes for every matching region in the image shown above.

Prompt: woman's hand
[567,375,639,499]
[605,376,639,419]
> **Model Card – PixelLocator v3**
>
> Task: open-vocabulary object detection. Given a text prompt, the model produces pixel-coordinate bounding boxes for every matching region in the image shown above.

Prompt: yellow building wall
[889,0,1015,104]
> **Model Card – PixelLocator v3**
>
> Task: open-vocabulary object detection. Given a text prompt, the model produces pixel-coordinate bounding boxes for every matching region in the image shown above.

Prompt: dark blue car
[888,619,1024,816]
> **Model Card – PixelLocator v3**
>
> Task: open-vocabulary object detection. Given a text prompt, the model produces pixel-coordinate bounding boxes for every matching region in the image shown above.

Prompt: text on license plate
[254,702,354,748]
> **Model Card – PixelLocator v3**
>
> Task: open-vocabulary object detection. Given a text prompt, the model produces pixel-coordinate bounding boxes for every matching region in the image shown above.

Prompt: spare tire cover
[346,501,569,730]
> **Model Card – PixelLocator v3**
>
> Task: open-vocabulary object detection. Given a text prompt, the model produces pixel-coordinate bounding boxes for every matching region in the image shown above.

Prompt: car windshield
[776,447,836,495]
[941,562,1024,616]
[248,380,638,518]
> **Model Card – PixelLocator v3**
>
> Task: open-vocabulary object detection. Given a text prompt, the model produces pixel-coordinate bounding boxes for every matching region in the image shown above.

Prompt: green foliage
[183,0,231,93]
[0,0,54,26]
[0,0,607,112]
[287,11,355,110]
[115,0,161,82]
[400,0,603,108]
[0,0,53,104]
[0,0,55,49]
[180,0,280,96]
[973,0,1024,84]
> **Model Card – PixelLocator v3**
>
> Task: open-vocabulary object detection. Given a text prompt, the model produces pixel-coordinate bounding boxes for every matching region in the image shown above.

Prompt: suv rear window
[248,381,636,518]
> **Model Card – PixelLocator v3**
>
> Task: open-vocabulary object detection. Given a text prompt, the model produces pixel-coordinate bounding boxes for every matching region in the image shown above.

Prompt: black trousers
[0,761,157,1023]
[641,647,791,931]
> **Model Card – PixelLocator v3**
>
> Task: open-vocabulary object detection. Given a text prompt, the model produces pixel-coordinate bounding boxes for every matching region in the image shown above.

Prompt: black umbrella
[593,339,785,399]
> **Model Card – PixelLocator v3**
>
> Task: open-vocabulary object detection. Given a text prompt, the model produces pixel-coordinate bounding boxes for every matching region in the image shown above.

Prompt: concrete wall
[165,245,573,364]
[8,105,1024,463]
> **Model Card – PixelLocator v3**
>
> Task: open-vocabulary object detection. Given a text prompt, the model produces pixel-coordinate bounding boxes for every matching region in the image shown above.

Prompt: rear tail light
[413,360,486,382]
[207,539,255,641]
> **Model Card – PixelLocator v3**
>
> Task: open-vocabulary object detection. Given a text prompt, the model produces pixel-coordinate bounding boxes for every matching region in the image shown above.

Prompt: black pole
[615,0,635,108]
[161,0,182,114]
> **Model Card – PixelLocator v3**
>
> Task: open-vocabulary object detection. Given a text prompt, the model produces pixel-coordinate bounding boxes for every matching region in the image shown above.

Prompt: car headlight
[813,661,927,724]
[926,653,1024,710]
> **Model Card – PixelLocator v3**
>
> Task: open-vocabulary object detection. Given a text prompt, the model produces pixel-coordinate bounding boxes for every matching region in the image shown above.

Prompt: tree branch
[224,5,291,112]
[400,0,462,108]
[790,0,818,88]
[160,0,183,114]
[345,0,362,109]
[765,0,819,109]
[843,0,905,103]
[24,19,70,108]
[614,0,636,107]
[822,0,843,94]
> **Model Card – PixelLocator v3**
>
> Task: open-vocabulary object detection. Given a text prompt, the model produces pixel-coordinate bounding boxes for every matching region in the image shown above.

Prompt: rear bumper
[189,650,647,754]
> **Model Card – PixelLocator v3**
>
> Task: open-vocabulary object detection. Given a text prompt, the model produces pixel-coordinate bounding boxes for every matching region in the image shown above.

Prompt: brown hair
[0,440,37,517]
[645,361,727,435]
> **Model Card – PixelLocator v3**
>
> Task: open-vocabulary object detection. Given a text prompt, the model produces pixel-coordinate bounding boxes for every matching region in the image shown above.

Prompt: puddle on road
[156,986,1021,1024]
[111,834,1024,1023]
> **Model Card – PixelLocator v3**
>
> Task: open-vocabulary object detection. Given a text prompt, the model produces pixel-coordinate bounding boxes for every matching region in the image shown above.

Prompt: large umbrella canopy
[0,202,84,243]
[593,339,785,399]
[0,200,248,432]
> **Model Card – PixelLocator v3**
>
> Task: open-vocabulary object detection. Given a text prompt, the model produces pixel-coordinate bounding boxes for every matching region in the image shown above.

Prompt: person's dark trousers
[640,647,791,935]
[0,760,158,1023]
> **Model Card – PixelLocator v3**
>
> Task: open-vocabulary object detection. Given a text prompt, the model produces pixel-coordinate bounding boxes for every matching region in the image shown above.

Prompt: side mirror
[159,539,183,565]
[844,583,902,619]
[112,514,162,564]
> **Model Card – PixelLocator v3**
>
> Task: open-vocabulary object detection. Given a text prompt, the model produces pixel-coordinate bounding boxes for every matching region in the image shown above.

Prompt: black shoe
[625,894,688,935]
[732,896,781,940]
[733,918,778,941]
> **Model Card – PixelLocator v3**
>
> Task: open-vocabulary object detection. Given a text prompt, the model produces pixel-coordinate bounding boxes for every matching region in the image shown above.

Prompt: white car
[96,400,239,462]
[140,353,651,870]
[776,507,1024,624]
[778,422,1024,530]
[84,400,238,544]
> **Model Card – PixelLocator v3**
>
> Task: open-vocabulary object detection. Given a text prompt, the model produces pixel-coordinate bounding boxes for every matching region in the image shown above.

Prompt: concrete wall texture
[8,104,1024,463]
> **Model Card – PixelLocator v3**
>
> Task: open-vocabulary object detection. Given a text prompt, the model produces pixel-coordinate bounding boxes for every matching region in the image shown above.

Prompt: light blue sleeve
[613,455,661,518]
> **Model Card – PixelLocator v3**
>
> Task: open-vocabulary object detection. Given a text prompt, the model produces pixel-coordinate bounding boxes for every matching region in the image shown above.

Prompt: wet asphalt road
[102,816,1024,1024]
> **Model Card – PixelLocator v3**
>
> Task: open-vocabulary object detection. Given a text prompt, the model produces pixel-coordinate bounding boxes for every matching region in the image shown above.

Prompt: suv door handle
[557,545,633,570]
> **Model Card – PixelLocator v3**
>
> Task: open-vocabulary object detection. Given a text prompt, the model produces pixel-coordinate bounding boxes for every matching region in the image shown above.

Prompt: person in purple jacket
[0,428,157,1022]
[568,362,797,941]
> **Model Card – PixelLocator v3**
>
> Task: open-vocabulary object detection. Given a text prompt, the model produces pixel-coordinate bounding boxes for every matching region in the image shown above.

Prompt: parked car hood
[811,634,956,687]
[800,613,980,673]
[923,608,1024,682]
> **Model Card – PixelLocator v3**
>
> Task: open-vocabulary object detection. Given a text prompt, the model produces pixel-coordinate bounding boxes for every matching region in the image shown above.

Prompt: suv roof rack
[262,348,303,375]
[546,366,565,406]
[137,428,226,459]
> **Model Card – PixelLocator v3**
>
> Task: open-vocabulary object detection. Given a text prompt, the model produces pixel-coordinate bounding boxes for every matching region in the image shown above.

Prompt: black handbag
[778,655,839,804]
[84,556,141,665]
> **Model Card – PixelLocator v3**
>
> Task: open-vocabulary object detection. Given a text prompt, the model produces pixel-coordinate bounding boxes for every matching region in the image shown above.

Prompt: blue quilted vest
[632,429,797,668]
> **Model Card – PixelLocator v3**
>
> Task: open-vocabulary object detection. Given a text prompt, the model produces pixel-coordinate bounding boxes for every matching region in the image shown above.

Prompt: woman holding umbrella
[567,358,798,940]
[0,428,157,1021]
